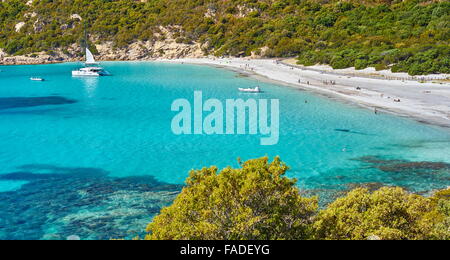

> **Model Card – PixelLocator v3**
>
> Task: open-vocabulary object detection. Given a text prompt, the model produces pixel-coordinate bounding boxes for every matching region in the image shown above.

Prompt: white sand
[160,58,450,128]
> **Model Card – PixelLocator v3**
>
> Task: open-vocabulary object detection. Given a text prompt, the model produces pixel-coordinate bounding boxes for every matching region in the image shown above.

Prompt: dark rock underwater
[0,165,181,240]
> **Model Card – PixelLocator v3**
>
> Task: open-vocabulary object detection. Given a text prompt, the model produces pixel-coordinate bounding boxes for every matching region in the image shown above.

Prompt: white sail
[85,48,97,65]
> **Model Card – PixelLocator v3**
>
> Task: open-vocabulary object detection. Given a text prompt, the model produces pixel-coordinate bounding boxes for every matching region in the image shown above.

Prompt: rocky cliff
[0,27,207,65]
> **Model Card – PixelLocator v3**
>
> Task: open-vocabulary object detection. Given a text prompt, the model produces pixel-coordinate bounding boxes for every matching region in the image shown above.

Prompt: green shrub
[314,187,448,240]
[146,157,318,240]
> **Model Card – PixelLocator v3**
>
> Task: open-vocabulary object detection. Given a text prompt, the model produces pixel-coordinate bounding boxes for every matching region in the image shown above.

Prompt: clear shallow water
[0,62,449,239]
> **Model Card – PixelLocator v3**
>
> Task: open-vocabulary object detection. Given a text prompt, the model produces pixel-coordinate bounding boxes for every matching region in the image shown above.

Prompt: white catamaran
[72,46,108,77]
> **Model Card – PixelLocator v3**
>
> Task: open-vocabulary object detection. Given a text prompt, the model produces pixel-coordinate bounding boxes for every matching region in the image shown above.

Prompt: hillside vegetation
[0,0,448,75]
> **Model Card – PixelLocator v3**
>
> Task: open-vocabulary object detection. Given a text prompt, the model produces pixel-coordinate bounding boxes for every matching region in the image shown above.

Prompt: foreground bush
[314,187,448,240]
[146,157,449,240]
[430,189,450,240]
[146,157,318,240]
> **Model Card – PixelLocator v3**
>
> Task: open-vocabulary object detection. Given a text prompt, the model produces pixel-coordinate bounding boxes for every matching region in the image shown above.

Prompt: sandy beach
[161,58,450,129]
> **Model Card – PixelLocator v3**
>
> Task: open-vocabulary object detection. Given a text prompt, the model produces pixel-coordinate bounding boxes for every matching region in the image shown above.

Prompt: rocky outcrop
[95,26,206,60]
[0,42,82,65]
[235,5,258,18]
[15,22,26,32]
[70,14,82,21]
[251,46,270,59]
[24,12,37,18]
[0,51,74,65]
[0,26,207,65]
[95,40,205,61]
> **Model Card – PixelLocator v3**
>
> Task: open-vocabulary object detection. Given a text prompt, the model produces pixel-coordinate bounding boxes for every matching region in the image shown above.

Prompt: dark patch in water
[0,172,63,181]
[357,156,450,174]
[335,129,351,133]
[298,155,450,207]
[0,165,181,240]
[235,73,249,78]
[18,164,108,175]
[334,129,371,136]
[387,143,424,149]
[0,96,77,111]
[0,107,67,115]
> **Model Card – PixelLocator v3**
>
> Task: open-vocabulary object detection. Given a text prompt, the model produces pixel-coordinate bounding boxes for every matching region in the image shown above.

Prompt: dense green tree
[146,157,318,240]
[314,187,449,240]
[429,188,450,240]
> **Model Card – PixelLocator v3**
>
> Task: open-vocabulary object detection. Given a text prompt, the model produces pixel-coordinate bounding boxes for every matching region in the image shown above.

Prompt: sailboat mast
[84,23,87,62]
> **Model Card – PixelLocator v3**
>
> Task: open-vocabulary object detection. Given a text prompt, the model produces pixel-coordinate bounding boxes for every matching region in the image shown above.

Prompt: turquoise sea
[0,62,449,239]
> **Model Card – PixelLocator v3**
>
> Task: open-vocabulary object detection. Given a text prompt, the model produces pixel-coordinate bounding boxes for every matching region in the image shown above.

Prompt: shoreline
[159,58,450,130]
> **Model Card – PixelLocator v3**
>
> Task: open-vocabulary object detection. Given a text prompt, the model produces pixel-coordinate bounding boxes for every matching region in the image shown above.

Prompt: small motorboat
[30,77,45,81]
[238,86,262,93]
